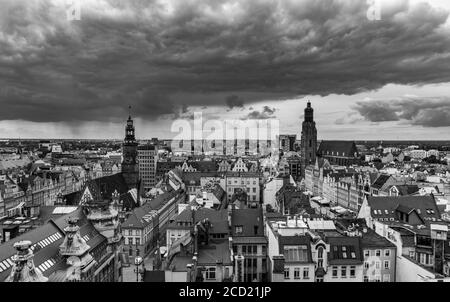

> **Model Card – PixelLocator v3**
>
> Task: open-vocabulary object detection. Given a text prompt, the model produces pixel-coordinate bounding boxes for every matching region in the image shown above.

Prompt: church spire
[300,100,317,177]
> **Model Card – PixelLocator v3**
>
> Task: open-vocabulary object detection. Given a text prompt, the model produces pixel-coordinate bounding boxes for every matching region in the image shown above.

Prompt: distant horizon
[1,137,450,144]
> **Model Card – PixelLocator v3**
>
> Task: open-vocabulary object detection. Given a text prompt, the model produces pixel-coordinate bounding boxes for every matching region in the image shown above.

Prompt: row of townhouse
[266,216,397,282]
[358,194,450,281]
[121,189,185,261]
[161,206,268,282]
[0,170,85,219]
[306,161,375,212]
[182,171,263,204]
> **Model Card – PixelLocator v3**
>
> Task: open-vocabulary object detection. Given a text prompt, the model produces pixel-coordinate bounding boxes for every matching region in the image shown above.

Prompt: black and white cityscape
[1,0,450,284]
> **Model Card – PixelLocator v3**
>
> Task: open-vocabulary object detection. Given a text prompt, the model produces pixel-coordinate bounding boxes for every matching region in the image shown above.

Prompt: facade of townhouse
[231,208,268,282]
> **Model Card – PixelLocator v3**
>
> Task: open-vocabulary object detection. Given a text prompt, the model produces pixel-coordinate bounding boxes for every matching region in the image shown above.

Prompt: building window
[205,267,216,280]
[375,261,381,269]
[341,266,347,278]
[284,268,290,279]
[135,238,140,246]
[128,238,133,245]
[409,251,415,259]
[364,262,369,269]
[384,260,390,269]
[350,266,356,278]
[294,268,301,279]
[364,250,370,257]
[235,226,243,234]
[375,250,381,257]
[332,266,338,278]
[284,245,308,262]
[384,249,391,257]
[303,268,309,279]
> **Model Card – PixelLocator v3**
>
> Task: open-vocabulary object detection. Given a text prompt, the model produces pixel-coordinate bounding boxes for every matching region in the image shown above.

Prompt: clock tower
[122,109,139,189]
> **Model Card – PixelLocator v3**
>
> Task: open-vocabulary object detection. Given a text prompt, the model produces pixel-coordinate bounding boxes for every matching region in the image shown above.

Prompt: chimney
[272,255,285,276]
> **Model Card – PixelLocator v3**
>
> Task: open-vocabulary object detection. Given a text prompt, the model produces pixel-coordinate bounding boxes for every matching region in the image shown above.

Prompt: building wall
[138,148,156,191]
[283,263,315,282]
[165,270,187,282]
[363,247,396,282]
[232,243,268,282]
[225,175,260,203]
[323,264,364,282]
[263,178,285,210]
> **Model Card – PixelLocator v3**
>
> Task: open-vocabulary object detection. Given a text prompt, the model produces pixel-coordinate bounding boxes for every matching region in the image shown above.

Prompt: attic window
[351,252,356,258]
[385,210,389,214]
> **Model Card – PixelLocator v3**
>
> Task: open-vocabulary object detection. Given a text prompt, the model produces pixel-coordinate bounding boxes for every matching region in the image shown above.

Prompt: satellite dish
[67,256,81,267]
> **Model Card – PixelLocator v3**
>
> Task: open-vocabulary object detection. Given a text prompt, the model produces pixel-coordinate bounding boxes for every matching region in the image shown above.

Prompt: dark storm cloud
[225,95,245,110]
[242,106,277,120]
[352,101,400,122]
[352,96,450,127]
[1,0,450,123]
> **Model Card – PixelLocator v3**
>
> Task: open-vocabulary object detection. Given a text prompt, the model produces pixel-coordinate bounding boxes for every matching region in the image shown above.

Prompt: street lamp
[134,255,143,282]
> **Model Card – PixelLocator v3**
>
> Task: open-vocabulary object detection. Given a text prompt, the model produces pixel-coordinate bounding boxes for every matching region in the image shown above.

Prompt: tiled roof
[367,195,442,224]
[166,207,229,234]
[390,184,420,196]
[197,241,232,266]
[360,229,396,249]
[371,174,391,189]
[317,141,358,158]
[326,236,363,265]
[122,190,180,229]
[231,208,264,237]
[0,208,107,281]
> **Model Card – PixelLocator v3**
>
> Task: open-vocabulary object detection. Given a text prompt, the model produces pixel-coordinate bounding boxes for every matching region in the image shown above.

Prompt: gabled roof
[390,184,420,196]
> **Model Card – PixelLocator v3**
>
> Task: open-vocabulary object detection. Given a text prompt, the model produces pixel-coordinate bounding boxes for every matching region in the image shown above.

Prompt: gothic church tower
[300,101,317,177]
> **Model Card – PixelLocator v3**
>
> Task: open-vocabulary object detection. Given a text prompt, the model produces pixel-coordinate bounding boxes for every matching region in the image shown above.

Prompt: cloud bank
[0,0,449,125]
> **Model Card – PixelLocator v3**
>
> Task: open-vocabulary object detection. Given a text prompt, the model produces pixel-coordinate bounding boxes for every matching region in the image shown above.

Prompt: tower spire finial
[128,105,132,119]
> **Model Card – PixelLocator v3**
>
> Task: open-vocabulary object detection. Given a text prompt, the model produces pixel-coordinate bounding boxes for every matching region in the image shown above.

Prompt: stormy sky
[1,0,450,139]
